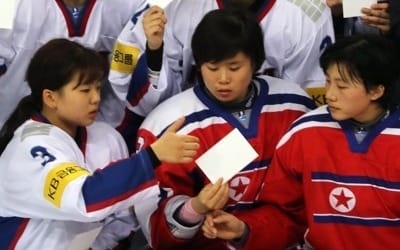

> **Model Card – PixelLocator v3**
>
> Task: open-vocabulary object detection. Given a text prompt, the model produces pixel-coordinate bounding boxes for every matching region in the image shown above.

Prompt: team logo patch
[329,187,356,213]
[306,86,326,106]
[44,162,89,207]
[110,42,141,73]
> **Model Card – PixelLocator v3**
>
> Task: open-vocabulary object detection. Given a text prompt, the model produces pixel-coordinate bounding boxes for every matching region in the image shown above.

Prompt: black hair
[320,34,400,110]
[0,38,107,154]
[191,8,265,72]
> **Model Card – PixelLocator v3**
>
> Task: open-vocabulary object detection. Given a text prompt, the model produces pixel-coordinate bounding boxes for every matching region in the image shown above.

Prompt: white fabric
[109,0,335,116]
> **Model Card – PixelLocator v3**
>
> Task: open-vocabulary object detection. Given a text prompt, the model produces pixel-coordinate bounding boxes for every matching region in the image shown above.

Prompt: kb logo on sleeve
[44,163,89,207]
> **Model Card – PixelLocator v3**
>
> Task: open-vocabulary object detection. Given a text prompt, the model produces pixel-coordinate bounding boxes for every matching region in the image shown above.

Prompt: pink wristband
[178,199,205,224]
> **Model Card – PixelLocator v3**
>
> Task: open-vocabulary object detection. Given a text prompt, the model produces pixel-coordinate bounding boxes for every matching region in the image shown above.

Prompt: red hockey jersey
[136,75,314,249]
[264,105,400,249]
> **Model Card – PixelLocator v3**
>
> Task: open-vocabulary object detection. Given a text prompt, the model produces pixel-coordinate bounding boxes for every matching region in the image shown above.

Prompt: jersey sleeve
[0,124,159,223]
[108,5,148,104]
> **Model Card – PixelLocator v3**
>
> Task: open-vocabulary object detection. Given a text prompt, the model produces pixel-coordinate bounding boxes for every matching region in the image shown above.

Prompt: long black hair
[0,38,107,154]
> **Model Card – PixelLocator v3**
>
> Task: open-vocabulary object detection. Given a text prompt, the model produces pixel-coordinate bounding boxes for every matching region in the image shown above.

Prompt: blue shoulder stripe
[314,214,400,227]
[289,112,332,131]
[265,93,316,110]
[312,172,400,191]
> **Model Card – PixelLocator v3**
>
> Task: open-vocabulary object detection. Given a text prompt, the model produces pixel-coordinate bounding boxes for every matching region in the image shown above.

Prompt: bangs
[75,66,106,87]
[72,53,108,87]
[335,62,362,85]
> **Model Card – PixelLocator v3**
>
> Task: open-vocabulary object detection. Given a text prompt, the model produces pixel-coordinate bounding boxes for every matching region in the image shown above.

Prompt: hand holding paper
[195,128,259,184]
[360,1,390,34]
[191,178,229,214]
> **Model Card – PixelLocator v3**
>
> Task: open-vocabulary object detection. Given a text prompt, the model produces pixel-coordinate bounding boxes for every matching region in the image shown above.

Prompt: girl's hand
[151,117,199,164]
[202,209,246,240]
[191,178,229,214]
[142,5,167,50]
[361,2,390,34]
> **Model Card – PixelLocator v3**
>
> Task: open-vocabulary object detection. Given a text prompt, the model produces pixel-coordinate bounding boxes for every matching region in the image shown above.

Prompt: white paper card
[195,128,258,183]
[342,0,376,18]
[68,226,102,250]
[0,0,15,29]
[148,0,171,8]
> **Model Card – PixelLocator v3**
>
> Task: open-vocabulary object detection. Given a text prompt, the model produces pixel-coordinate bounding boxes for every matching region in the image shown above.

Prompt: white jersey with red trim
[0,0,149,128]
[109,0,334,118]
[134,75,315,249]
[0,120,159,250]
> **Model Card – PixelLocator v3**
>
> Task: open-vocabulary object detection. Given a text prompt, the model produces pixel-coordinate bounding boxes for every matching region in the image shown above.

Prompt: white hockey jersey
[0,0,149,128]
[109,0,334,117]
[0,118,159,249]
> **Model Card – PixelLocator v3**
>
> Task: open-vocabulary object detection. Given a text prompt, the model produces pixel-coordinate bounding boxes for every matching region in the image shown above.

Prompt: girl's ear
[42,89,57,109]
[370,84,385,101]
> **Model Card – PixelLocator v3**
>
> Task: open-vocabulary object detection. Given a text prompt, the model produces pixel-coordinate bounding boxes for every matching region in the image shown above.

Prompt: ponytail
[0,95,38,154]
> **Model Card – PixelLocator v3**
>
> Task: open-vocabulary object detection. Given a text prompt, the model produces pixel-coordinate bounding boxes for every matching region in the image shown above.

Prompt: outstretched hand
[150,117,199,164]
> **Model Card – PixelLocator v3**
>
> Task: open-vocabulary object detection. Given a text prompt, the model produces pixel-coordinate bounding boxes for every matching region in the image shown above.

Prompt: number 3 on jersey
[31,146,56,167]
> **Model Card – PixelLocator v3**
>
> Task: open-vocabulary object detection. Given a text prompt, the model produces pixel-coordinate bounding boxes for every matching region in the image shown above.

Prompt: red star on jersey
[333,189,353,209]
[229,176,250,201]
[236,178,248,192]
